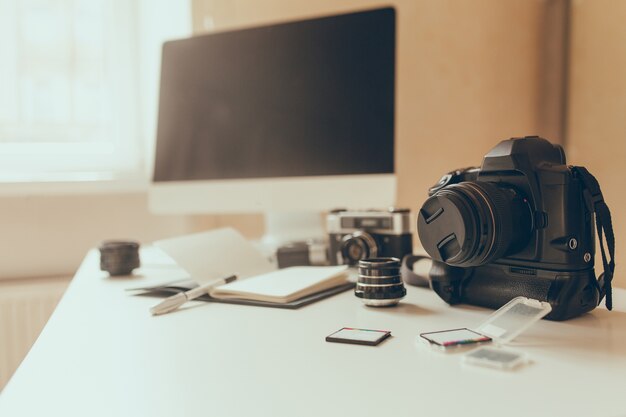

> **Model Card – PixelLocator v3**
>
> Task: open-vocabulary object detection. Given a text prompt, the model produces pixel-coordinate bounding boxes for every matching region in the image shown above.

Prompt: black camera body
[327,208,413,266]
[417,136,609,320]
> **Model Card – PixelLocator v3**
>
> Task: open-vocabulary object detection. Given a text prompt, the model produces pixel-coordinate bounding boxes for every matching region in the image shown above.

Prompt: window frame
[0,0,191,194]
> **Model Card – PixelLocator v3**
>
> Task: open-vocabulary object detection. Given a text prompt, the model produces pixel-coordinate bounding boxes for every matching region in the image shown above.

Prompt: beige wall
[0,190,266,280]
[567,0,626,287]
[192,1,566,218]
[2,0,622,289]
[191,4,573,246]
[193,0,625,287]
[0,193,200,279]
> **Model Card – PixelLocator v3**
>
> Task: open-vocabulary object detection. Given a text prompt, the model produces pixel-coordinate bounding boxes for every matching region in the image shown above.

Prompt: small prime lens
[99,240,141,276]
[355,257,406,307]
[417,181,532,267]
[340,232,378,265]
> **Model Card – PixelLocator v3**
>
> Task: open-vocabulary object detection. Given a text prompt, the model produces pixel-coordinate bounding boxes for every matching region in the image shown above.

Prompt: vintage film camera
[327,208,413,266]
[417,136,615,320]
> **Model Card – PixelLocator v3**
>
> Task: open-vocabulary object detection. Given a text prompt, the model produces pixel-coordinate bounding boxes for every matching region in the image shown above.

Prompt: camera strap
[401,255,431,287]
[571,166,616,310]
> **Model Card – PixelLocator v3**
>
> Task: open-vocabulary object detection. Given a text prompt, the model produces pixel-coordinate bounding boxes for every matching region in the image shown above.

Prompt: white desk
[1,248,625,417]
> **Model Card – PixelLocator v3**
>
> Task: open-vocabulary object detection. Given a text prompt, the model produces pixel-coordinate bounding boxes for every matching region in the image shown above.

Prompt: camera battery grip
[429,261,600,321]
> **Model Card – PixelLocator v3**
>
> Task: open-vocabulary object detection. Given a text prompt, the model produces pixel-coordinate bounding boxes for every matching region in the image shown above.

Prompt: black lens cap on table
[99,240,140,276]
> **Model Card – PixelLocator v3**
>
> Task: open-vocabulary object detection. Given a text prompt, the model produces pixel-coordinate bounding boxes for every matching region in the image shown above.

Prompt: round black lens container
[99,240,140,276]
[355,257,406,307]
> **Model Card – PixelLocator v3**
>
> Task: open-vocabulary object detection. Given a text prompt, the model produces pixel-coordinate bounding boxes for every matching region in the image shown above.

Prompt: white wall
[0,192,208,280]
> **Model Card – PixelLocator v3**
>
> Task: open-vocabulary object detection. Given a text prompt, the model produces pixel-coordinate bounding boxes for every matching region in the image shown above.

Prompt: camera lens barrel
[355,257,406,306]
[417,181,532,268]
[340,231,379,265]
[99,240,140,276]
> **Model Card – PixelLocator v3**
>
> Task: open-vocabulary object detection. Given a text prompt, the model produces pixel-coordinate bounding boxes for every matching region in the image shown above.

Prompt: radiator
[0,277,69,390]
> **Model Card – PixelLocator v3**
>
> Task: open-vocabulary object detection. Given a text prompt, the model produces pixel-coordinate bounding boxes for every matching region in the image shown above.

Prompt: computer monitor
[150,8,396,242]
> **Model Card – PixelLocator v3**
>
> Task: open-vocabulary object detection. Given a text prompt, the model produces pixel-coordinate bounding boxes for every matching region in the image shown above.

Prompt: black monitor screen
[154,8,395,182]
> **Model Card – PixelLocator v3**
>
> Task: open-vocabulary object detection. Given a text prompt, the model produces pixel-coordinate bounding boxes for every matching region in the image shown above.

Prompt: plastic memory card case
[474,296,552,344]
[421,297,552,370]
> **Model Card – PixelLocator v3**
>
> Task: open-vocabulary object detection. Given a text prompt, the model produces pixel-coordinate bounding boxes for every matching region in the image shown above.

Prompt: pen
[150,275,237,316]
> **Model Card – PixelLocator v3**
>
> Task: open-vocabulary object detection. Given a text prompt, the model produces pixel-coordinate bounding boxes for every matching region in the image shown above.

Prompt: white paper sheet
[154,228,275,284]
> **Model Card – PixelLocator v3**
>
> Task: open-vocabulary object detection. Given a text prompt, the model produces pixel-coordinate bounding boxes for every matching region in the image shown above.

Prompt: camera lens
[355,257,406,306]
[99,240,140,276]
[340,231,378,265]
[417,181,532,267]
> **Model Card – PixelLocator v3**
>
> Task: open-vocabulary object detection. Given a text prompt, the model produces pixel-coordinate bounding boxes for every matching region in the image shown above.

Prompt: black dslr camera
[327,208,413,266]
[417,136,616,320]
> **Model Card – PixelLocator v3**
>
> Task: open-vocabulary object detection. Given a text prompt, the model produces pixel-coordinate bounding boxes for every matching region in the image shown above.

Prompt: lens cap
[418,181,531,268]
[417,190,475,265]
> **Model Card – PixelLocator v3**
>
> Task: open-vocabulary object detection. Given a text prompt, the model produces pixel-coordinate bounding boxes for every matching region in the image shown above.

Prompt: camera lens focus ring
[466,181,514,263]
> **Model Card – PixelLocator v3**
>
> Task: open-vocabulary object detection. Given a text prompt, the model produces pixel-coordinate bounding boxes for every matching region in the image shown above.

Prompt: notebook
[128,279,354,309]
[209,266,349,303]
[148,228,350,307]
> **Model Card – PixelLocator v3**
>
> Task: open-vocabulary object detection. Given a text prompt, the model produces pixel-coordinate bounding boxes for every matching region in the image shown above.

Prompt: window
[0,0,191,185]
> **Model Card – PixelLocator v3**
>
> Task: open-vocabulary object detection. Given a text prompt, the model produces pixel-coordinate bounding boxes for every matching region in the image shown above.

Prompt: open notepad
[209,266,349,304]
[149,228,351,307]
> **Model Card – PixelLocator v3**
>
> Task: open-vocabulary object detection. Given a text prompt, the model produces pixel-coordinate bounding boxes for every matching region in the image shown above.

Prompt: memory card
[420,328,492,350]
[326,327,391,346]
